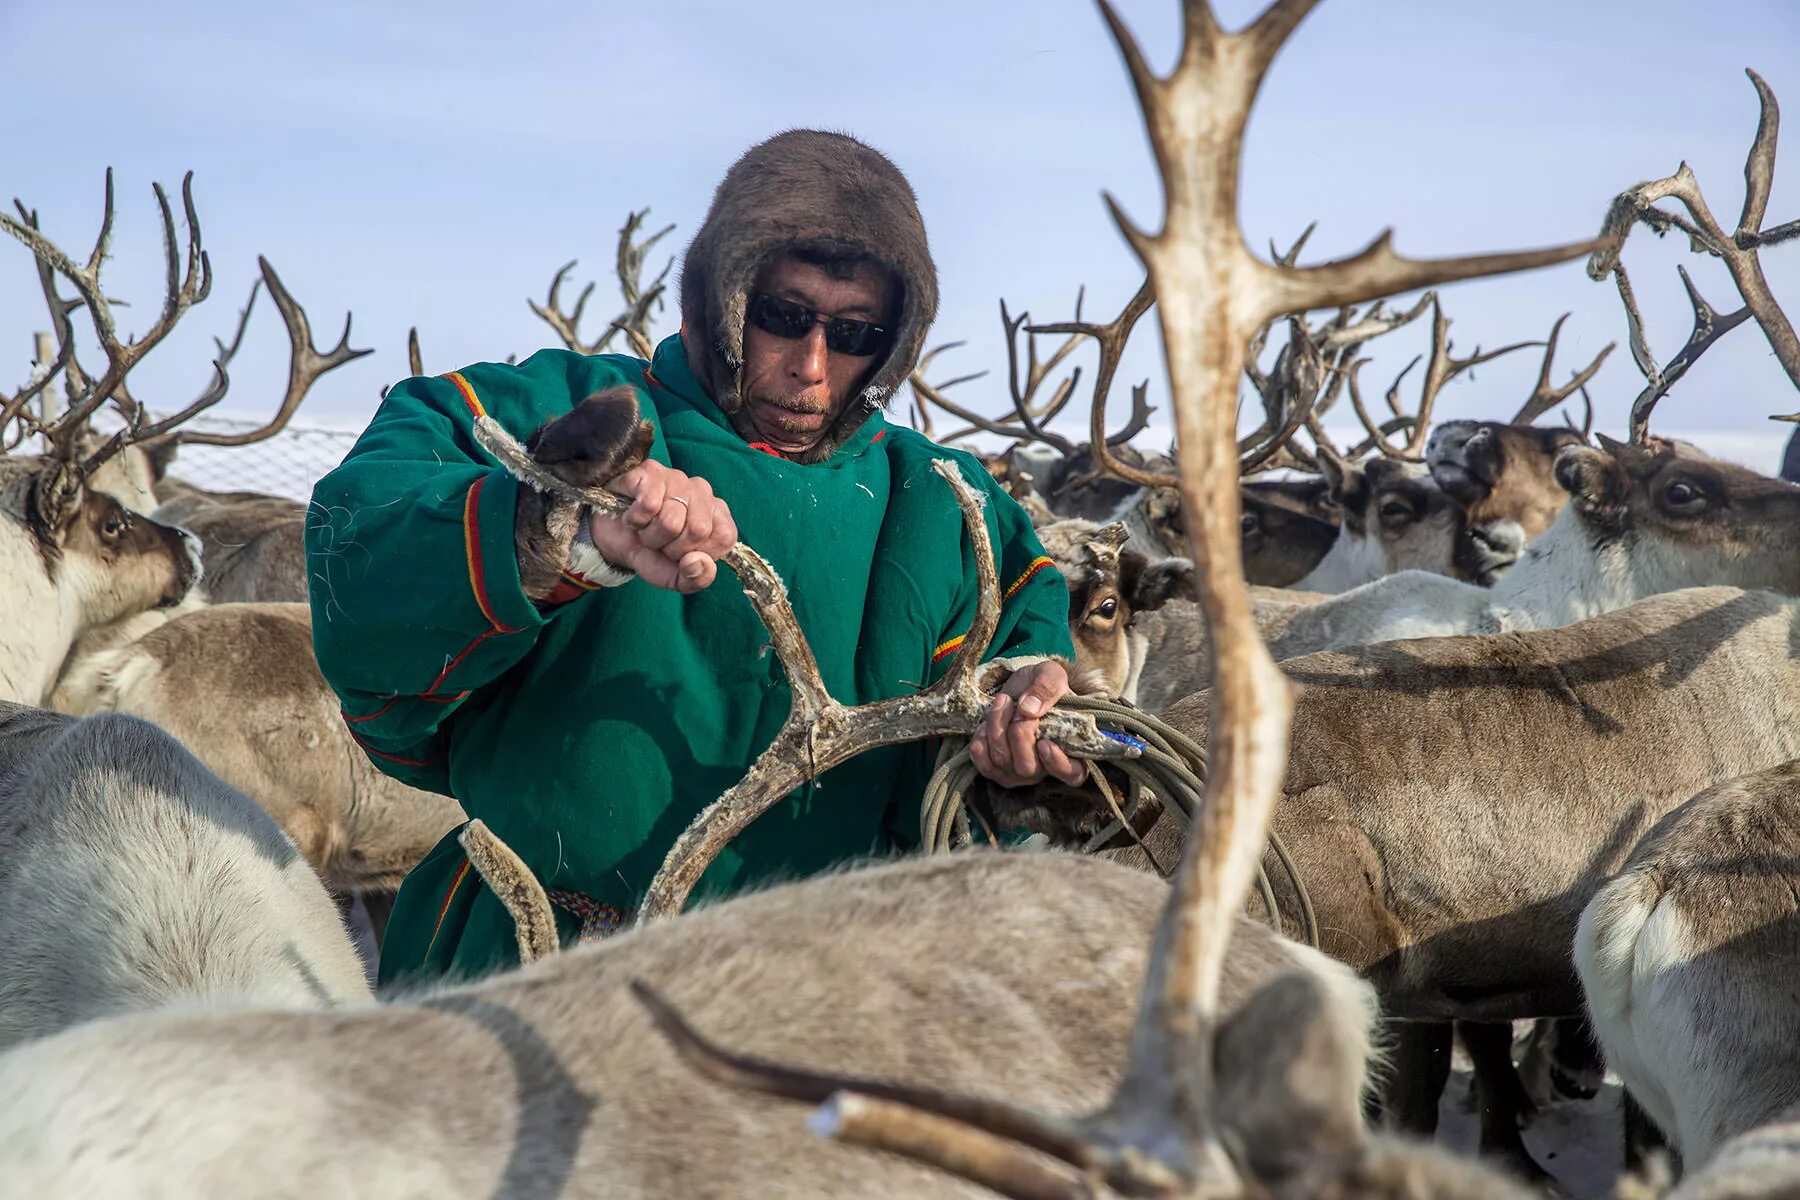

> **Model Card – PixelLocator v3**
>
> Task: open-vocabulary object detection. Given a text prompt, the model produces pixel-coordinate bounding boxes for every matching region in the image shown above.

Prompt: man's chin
[748,408,830,453]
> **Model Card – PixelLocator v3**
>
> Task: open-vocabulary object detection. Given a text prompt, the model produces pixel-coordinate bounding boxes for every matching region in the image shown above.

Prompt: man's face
[739,254,893,456]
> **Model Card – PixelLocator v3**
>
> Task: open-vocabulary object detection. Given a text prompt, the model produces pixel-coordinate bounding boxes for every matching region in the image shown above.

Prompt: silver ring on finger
[667,496,690,508]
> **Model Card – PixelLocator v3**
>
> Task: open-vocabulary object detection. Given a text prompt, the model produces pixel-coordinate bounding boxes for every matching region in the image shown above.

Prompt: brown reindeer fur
[1128,588,1327,714]
[161,498,308,603]
[0,850,1374,1198]
[49,602,464,895]
[1242,476,1340,586]
[1036,587,1800,1023]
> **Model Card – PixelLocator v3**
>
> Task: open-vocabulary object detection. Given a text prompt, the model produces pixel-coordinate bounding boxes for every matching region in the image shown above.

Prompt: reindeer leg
[1547,1015,1603,1101]
[1462,1021,1553,1185]
[1379,1020,1453,1137]
[361,891,396,948]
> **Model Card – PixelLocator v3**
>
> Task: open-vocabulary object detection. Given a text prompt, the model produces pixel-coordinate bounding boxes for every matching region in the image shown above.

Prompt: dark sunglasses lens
[752,294,813,339]
[826,319,888,356]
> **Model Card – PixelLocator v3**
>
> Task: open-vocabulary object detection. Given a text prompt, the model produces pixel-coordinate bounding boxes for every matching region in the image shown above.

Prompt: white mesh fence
[85,411,364,503]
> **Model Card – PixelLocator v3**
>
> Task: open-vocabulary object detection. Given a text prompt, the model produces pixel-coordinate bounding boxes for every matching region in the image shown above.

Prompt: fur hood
[678,129,938,461]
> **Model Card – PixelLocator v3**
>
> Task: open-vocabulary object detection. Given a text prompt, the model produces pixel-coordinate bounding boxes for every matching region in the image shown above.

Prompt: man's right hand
[590,461,738,593]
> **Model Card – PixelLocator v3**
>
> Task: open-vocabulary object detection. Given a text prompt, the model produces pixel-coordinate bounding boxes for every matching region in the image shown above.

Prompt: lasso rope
[919,694,1320,950]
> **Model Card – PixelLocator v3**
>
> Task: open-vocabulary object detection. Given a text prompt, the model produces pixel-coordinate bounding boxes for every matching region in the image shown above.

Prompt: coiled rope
[919,694,1320,950]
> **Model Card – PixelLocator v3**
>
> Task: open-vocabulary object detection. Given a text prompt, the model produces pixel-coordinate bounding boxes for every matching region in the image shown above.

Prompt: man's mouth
[751,398,831,438]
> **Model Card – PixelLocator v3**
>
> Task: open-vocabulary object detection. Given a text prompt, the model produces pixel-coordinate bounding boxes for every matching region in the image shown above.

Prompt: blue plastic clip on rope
[1101,729,1149,753]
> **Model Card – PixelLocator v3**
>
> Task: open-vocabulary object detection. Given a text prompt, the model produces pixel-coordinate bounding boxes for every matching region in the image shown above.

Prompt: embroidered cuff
[567,514,635,588]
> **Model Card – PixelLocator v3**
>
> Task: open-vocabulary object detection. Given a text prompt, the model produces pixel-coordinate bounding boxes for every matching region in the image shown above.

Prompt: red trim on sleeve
[442,371,487,419]
[344,723,440,768]
[461,476,522,635]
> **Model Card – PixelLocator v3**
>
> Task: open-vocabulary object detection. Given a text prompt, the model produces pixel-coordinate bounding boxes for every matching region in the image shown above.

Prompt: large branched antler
[471,418,1132,923]
[531,208,675,360]
[1345,295,1542,460]
[0,170,211,462]
[1509,313,1615,427]
[1587,68,1798,439]
[634,2,1607,1197]
[2,175,370,477]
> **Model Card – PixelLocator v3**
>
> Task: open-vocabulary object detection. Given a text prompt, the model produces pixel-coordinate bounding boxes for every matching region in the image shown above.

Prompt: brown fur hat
[679,129,938,458]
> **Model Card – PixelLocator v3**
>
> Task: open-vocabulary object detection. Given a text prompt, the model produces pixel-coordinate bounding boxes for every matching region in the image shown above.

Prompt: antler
[471,419,1131,922]
[1588,68,1797,436]
[1346,295,1542,460]
[160,258,372,451]
[1509,313,1615,426]
[0,170,212,460]
[635,3,1607,1197]
[2,175,368,475]
[1029,280,1173,488]
[904,340,981,441]
[459,819,559,964]
[530,208,675,360]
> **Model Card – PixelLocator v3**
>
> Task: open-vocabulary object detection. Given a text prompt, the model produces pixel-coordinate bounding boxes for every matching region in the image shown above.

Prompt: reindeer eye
[1663,480,1707,513]
[102,512,127,538]
[1379,500,1413,524]
[1240,513,1260,534]
[1094,597,1119,621]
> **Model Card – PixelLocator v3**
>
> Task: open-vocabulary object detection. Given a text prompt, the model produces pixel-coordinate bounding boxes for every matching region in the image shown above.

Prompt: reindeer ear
[527,385,656,488]
[1122,552,1195,612]
[139,434,181,482]
[1213,969,1370,1184]
[1553,444,1625,509]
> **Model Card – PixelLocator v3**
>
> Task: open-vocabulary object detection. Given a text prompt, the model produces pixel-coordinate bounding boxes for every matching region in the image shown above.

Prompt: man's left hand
[968,660,1088,789]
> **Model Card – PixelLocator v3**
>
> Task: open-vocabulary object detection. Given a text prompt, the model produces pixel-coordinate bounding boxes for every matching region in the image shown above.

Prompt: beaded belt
[545,888,634,945]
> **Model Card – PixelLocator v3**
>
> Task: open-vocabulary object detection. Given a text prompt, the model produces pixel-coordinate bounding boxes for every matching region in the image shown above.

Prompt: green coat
[308,335,1073,985]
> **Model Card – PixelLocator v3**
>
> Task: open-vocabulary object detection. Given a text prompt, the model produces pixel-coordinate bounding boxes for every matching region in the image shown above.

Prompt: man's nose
[787,325,830,384]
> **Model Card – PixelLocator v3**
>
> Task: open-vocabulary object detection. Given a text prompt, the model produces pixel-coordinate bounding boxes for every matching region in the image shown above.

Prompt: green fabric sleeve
[306,353,637,792]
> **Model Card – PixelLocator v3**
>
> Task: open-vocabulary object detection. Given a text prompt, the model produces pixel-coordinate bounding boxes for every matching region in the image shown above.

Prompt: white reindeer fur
[1576,760,1800,1179]
[0,459,202,704]
[1272,494,1758,659]
[0,704,371,1051]
[0,851,1375,1199]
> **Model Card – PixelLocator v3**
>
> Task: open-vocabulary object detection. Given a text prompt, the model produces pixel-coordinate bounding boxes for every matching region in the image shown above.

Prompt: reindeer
[1240,474,1339,586]
[0,453,198,703]
[152,495,308,602]
[0,700,370,1050]
[1,173,367,700]
[1232,436,1800,667]
[49,602,467,918]
[642,11,1800,1193]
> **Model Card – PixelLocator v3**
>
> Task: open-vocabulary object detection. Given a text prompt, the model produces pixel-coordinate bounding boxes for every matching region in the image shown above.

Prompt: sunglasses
[747,292,892,358]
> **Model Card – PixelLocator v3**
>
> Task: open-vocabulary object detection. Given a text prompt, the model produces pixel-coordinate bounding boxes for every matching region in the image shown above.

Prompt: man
[308,130,1083,985]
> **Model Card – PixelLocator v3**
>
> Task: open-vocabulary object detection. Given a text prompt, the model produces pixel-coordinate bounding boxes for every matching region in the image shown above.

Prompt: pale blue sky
[4,0,1797,457]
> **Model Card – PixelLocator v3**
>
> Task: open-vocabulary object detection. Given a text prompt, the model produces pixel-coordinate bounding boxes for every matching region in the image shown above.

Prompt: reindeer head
[1429,419,1586,585]
[1316,449,1466,580]
[1035,518,1192,702]
[19,458,200,616]
[1240,477,1339,587]
[1554,436,1800,595]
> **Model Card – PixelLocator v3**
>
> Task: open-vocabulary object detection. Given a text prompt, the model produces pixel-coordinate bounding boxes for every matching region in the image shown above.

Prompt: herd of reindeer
[4,2,1800,1196]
